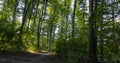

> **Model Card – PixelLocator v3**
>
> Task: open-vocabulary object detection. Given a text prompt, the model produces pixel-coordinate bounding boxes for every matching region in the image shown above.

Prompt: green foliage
[55,38,88,63]
[0,0,120,62]
[55,38,68,58]
[0,20,16,52]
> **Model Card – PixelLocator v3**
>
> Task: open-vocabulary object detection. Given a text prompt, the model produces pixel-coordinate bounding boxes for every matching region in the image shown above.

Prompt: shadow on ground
[0,52,66,63]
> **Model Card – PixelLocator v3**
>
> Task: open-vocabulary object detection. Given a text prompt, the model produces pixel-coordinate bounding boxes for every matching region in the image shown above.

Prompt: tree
[72,0,77,38]
[88,0,97,63]
[0,0,120,62]
[37,0,48,50]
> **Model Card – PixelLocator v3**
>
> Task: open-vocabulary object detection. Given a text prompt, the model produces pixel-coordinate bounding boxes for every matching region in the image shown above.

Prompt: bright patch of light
[55,28,59,34]
[62,0,64,2]
[116,19,120,23]
[71,0,74,9]
[0,0,2,11]
[17,15,22,23]
[116,15,120,23]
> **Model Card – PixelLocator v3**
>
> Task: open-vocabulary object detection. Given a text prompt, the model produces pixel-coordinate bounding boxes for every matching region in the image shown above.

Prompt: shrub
[55,38,68,59]
[55,38,88,63]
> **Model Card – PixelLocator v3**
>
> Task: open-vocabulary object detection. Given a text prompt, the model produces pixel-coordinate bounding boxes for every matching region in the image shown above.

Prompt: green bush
[55,38,88,63]
[55,38,68,58]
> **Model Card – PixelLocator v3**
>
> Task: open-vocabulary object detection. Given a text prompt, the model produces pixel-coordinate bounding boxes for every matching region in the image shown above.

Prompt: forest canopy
[0,0,120,63]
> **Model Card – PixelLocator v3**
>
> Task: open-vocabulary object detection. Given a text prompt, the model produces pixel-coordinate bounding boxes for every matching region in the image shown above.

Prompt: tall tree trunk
[66,4,70,40]
[47,28,49,43]
[49,16,54,52]
[18,0,33,51]
[53,26,56,42]
[27,12,32,31]
[112,3,115,45]
[12,0,18,23]
[72,0,77,38]
[37,5,44,50]
[32,0,40,34]
[37,0,48,49]
[42,28,44,49]
[19,0,32,36]
[100,1,104,63]
[88,0,97,63]
[100,10,104,63]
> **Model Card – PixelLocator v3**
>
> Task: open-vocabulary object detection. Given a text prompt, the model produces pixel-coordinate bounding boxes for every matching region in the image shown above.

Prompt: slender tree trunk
[99,1,104,63]
[53,26,56,42]
[27,14,32,31]
[19,0,34,40]
[100,11,104,63]
[72,0,77,38]
[32,0,40,34]
[47,28,49,43]
[66,4,69,40]
[42,28,44,49]
[19,0,32,36]
[49,16,54,52]
[18,0,32,51]
[49,29,52,52]
[37,0,48,49]
[112,5,115,44]
[12,0,17,23]
[82,0,86,41]
[37,10,43,50]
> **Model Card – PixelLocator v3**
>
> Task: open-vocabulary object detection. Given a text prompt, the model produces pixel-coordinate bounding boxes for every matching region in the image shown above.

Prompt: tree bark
[37,0,48,49]
[66,4,70,40]
[100,9,104,63]
[12,0,18,22]
[32,0,41,34]
[18,0,33,51]
[72,0,77,38]
[88,0,97,63]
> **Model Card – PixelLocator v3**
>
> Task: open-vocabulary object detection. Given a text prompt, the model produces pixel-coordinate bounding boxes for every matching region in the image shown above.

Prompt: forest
[0,0,120,63]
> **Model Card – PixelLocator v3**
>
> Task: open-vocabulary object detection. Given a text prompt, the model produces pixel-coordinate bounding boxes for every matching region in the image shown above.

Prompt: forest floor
[0,52,66,63]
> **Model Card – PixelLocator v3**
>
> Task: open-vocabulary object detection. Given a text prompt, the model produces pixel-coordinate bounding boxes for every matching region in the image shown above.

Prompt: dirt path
[0,52,66,63]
